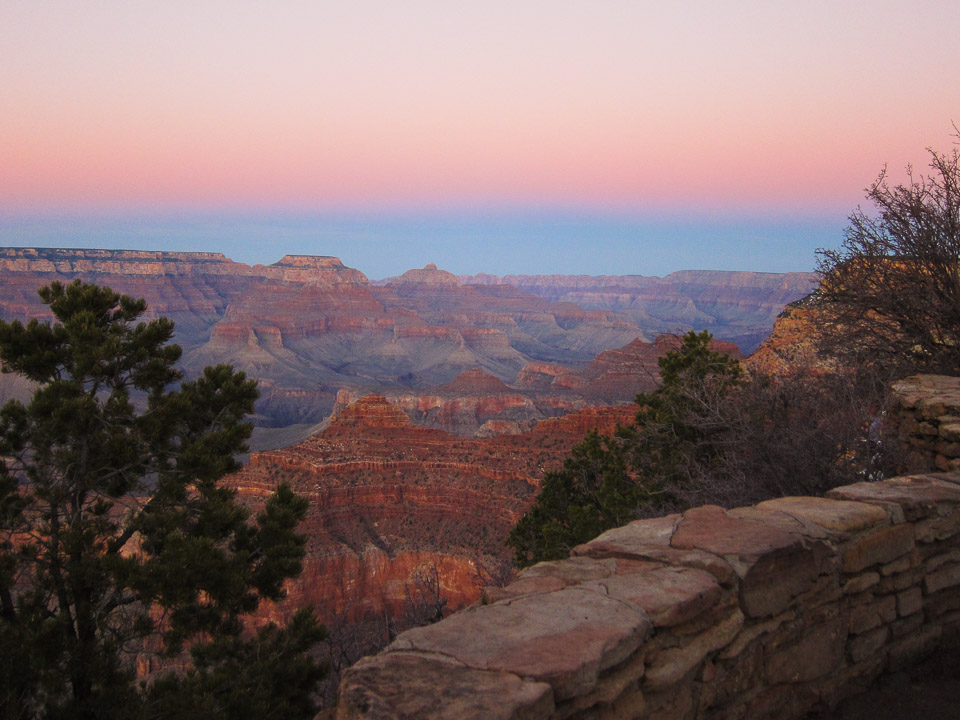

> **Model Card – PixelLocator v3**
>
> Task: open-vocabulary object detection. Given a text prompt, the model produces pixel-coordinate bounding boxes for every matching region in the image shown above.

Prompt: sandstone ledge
[337,472,960,719]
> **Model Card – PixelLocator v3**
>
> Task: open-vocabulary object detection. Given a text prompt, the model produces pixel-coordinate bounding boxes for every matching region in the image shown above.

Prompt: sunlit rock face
[225,394,636,624]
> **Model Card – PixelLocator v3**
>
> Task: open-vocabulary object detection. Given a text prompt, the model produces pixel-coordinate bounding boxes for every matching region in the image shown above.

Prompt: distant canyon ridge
[0,248,817,448]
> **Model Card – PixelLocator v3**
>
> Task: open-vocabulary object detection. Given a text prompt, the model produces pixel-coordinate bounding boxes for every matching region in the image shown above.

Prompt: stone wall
[891,374,960,472]
[334,377,960,720]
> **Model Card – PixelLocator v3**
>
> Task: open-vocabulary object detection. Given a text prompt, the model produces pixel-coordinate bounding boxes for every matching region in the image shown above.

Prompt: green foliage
[624,330,744,488]
[0,281,324,719]
[508,330,740,567]
[508,330,899,570]
[507,431,647,566]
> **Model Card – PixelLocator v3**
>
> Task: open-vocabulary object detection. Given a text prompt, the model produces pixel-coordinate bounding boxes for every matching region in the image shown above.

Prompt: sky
[1,1,958,279]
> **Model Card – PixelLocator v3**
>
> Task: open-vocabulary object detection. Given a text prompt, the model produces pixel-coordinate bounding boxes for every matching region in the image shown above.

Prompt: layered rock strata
[337,471,960,720]
[227,395,636,625]
[458,270,819,354]
[0,250,661,435]
[329,335,742,436]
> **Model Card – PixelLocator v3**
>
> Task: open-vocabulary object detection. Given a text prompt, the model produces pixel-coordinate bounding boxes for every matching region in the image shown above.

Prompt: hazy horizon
[1,209,836,279]
[2,2,957,278]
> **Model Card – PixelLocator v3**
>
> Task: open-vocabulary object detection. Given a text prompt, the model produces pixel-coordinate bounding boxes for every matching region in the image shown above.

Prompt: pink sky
[2,1,958,217]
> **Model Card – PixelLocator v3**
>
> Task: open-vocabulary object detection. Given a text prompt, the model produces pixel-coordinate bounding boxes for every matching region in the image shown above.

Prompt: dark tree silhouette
[816,139,960,375]
[0,281,324,720]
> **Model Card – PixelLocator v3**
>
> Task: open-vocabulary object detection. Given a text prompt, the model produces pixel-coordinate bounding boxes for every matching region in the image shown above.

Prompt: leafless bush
[659,365,907,511]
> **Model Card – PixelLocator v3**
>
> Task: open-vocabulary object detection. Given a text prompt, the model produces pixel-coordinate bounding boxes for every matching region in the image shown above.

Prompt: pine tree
[507,331,741,567]
[0,281,324,720]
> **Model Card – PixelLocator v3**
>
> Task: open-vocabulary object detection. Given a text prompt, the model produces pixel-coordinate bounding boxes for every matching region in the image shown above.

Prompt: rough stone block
[887,625,942,671]
[555,650,647,718]
[917,509,960,542]
[879,553,916,575]
[847,626,889,663]
[640,684,695,720]
[718,610,794,661]
[877,569,919,593]
[581,565,721,628]
[336,653,554,720]
[924,563,960,594]
[642,607,744,690]
[699,645,763,712]
[828,476,960,522]
[816,655,885,711]
[841,523,915,573]
[939,421,960,442]
[746,683,819,720]
[925,587,960,618]
[763,616,844,684]
[935,441,960,457]
[924,549,960,572]
[595,685,646,720]
[670,505,820,618]
[573,515,738,587]
[843,572,880,595]
[757,496,888,536]
[890,612,924,638]
[850,608,877,637]
[897,587,923,617]
[389,587,651,700]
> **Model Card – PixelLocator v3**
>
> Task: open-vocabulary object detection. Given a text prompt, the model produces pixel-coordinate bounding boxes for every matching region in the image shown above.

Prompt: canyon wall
[0,249,810,439]
[0,250,652,435]
[458,270,819,354]
[226,394,637,625]
[335,375,960,720]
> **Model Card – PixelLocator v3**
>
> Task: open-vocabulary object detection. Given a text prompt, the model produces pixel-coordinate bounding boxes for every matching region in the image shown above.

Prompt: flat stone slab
[486,557,662,604]
[672,505,801,557]
[827,476,960,521]
[671,505,819,618]
[573,515,737,586]
[337,653,554,720]
[757,496,889,536]
[841,522,915,573]
[892,375,960,414]
[388,586,652,700]
[582,565,722,628]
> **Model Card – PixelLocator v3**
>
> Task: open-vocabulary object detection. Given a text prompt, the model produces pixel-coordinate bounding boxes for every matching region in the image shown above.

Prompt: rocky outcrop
[338,471,960,719]
[326,330,749,436]
[744,304,832,376]
[459,270,819,354]
[0,250,668,438]
[226,395,636,624]
[2,250,790,441]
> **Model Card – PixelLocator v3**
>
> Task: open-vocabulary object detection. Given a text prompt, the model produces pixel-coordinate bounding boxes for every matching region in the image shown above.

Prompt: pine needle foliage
[0,281,324,720]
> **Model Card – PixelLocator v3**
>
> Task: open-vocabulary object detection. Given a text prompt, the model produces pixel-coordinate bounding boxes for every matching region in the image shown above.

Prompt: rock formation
[0,250,653,438]
[0,249,809,443]
[458,270,819,354]
[225,394,636,625]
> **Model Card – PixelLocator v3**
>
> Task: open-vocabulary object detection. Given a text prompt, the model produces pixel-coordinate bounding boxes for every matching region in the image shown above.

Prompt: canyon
[0,248,806,443]
[227,393,637,626]
[0,247,813,638]
[456,270,819,355]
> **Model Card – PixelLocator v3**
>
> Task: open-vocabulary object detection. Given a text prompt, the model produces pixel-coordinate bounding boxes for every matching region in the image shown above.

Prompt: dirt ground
[805,646,960,720]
